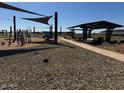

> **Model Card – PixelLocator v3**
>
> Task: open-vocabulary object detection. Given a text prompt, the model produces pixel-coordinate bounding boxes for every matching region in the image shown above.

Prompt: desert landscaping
[0,37,124,89]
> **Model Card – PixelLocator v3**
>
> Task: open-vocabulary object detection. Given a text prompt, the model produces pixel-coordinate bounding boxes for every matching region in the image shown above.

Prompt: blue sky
[0,2,124,32]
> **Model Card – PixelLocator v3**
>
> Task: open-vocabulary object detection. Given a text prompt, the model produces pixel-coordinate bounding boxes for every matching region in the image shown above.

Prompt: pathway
[59,37,124,62]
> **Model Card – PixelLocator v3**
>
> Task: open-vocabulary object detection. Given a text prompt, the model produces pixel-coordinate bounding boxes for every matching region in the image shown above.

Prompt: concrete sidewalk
[59,37,124,62]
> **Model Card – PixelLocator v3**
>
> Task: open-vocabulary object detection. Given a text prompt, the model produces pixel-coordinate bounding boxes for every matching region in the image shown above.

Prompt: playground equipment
[0,2,58,44]
[0,30,8,37]
[8,26,12,46]
[13,16,16,42]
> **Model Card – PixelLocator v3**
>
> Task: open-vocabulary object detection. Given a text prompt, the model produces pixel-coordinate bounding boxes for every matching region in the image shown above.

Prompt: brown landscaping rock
[43,59,49,63]
[0,42,5,45]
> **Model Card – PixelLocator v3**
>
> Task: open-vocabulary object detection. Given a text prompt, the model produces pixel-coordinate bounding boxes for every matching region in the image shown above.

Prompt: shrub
[110,40,117,44]
[91,37,104,45]
[119,40,124,44]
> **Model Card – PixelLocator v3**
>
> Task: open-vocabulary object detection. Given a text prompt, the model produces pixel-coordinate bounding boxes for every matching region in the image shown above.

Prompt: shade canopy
[22,16,52,25]
[67,21,123,30]
[0,2,46,16]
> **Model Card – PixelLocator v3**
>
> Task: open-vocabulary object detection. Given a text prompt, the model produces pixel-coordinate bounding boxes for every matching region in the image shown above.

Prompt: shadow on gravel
[31,40,75,49]
[0,47,58,57]
[28,41,44,44]
[43,40,75,49]
[47,42,75,49]
[57,43,75,49]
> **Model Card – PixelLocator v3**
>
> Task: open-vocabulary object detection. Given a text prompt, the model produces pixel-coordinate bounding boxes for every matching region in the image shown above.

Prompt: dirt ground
[91,34,124,54]
[0,37,43,50]
[97,44,124,54]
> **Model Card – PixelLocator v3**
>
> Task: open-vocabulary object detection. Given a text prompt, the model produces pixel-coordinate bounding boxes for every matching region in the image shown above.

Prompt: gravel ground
[0,40,124,90]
